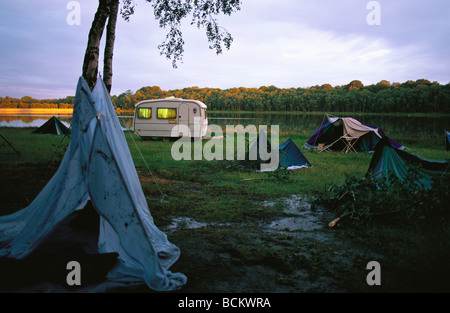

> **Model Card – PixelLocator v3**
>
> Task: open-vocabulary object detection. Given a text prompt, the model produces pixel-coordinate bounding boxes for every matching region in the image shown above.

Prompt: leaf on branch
[158,27,185,68]
[120,0,136,22]
[150,0,241,68]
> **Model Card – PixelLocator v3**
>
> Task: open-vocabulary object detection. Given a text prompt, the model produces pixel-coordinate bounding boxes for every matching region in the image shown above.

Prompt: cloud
[108,0,449,93]
[0,0,448,99]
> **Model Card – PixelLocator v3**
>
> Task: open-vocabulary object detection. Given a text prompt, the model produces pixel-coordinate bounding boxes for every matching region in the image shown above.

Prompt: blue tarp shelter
[0,76,186,291]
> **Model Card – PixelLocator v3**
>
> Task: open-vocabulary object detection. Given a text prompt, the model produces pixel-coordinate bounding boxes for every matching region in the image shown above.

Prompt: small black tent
[32,116,70,135]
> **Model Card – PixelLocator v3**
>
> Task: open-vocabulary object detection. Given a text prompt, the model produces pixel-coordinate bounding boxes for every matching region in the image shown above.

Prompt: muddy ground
[163,195,388,293]
[1,194,422,294]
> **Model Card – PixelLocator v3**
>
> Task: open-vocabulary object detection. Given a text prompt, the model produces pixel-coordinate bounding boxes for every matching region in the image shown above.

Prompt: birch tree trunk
[103,0,119,93]
[82,0,118,92]
[82,0,109,91]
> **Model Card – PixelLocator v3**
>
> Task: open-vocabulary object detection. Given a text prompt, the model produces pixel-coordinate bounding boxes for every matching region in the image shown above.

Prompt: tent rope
[0,134,20,154]
[110,100,167,202]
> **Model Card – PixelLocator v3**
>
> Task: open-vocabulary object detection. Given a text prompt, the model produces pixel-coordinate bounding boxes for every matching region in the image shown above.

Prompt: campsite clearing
[0,126,449,292]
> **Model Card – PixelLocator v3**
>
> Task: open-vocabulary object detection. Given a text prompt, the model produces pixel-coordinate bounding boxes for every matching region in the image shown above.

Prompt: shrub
[313,165,450,228]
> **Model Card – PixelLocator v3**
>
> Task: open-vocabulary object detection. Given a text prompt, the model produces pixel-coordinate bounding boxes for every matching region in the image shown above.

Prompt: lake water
[1,112,448,141]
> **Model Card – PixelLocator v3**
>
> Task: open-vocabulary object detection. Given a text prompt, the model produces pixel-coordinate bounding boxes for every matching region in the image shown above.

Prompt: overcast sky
[0,0,449,99]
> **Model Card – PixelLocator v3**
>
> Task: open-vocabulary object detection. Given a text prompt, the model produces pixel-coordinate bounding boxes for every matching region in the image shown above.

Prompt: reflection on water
[0,115,132,129]
[0,115,72,128]
[1,112,448,141]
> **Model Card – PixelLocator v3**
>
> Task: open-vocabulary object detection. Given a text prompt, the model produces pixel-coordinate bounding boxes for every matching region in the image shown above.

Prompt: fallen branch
[328,217,341,228]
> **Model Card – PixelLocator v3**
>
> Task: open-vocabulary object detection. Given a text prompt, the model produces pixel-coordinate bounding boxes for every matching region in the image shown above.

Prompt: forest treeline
[1,79,449,114]
[0,95,74,110]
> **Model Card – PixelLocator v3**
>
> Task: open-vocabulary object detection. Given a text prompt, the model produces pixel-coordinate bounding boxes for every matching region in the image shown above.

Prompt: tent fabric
[304,115,404,152]
[368,137,450,188]
[446,131,450,151]
[304,118,333,148]
[279,139,311,169]
[329,116,382,139]
[32,116,70,135]
[0,76,186,291]
[245,129,279,172]
[246,129,268,163]
[246,132,310,171]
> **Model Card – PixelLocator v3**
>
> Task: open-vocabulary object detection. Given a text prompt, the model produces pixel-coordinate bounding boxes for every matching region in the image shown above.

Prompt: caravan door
[178,103,189,136]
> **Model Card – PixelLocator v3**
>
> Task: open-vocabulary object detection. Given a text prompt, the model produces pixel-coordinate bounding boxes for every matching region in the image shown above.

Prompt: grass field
[0,128,378,217]
[0,126,449,292]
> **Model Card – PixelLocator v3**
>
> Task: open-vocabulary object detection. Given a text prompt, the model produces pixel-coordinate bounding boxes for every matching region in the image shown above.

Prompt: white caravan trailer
[133,98,208,139]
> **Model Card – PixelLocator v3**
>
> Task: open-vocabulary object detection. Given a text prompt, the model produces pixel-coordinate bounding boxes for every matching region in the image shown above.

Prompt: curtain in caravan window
[138,108,151,119]
[157,108,177,119]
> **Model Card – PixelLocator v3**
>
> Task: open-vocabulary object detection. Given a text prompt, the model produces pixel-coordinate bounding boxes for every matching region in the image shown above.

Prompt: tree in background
[82,0,241,92]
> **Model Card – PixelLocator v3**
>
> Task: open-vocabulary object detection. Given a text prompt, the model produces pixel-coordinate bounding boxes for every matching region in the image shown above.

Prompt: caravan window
[157,108,177,119]
[138,108,152,119]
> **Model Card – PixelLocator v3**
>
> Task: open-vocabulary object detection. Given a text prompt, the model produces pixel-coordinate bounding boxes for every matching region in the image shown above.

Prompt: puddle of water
[164,217,237,231]
[259,194,329,232]
[267,215,323,231]
[165,194,332,233]
[165,217,209,231]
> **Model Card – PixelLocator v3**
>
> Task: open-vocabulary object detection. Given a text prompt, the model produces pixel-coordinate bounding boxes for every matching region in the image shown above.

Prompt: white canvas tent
[0,76,186,291]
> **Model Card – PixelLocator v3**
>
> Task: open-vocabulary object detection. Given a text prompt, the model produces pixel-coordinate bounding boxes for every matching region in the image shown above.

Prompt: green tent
[245,130,311,171]
[368,137,449,188]
[279,139,311,169]
[245,129,277,171]
[32,116,70,135]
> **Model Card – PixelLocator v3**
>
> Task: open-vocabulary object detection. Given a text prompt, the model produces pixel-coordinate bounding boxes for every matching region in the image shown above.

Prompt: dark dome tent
[32,116,71,136]
[279,139,311,169]
[245,130,311,171]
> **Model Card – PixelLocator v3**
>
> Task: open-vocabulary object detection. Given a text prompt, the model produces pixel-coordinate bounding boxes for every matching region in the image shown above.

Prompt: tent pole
[0,134,20,154]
